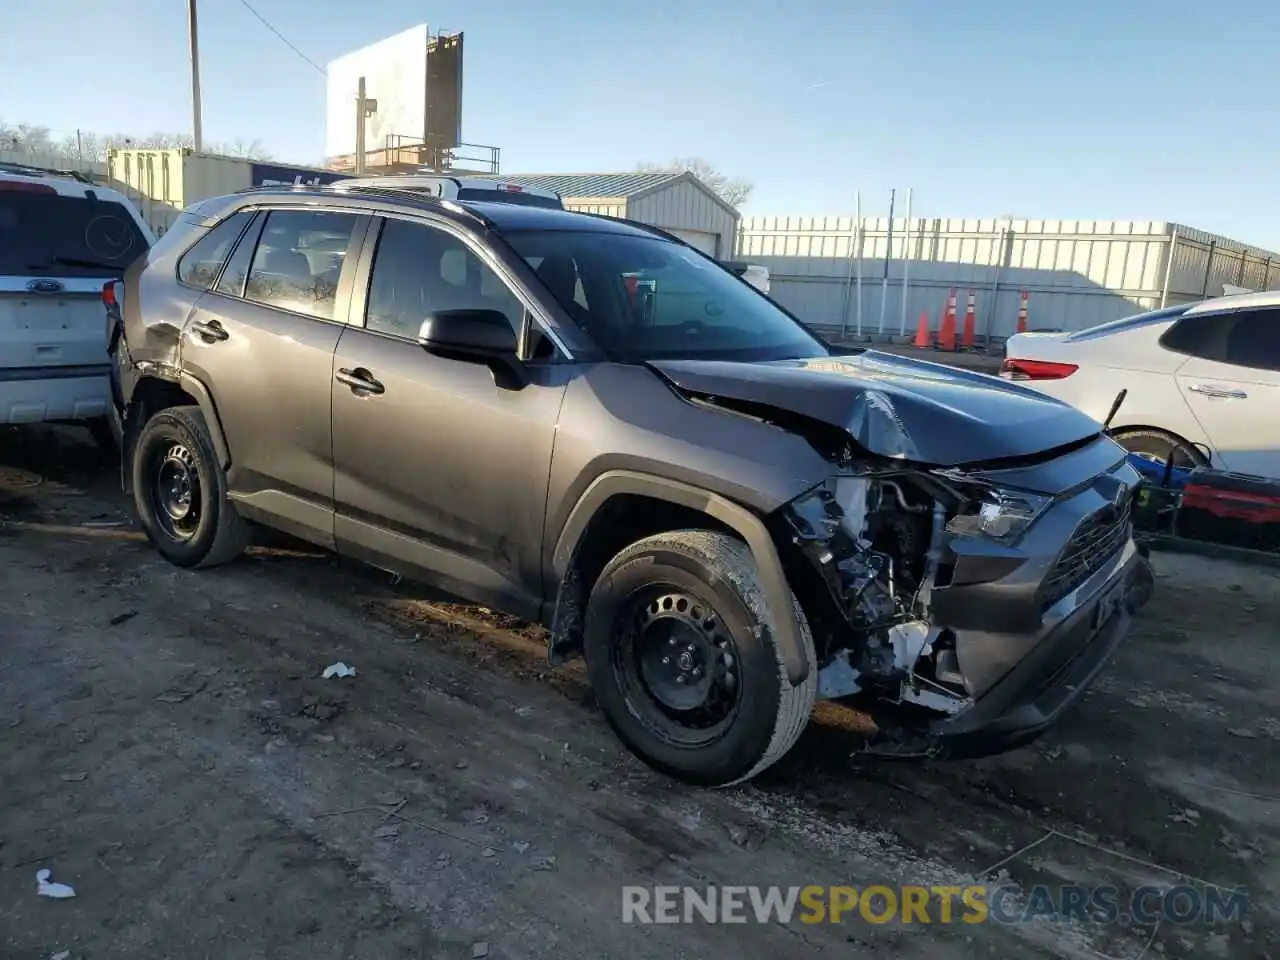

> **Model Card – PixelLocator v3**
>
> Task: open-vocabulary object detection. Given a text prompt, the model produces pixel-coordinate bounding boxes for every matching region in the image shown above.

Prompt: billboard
[426,32,464,150]
[325,24,429,159]
[249,162,347,187]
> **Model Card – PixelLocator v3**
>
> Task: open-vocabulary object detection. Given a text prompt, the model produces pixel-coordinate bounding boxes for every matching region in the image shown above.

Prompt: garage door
[667,228,719,257]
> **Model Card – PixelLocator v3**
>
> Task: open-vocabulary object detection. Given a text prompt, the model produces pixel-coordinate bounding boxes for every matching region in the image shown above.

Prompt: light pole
[188,0,204,152]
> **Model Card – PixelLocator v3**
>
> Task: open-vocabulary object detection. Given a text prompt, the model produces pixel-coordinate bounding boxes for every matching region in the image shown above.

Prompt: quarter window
[1161,307,1280,372]
[243,210,358,321]
[176,211,253,290]
[364,218,524,339]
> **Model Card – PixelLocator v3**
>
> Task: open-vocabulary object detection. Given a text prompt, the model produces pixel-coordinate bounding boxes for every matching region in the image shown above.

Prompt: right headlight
[945,486,1052,544]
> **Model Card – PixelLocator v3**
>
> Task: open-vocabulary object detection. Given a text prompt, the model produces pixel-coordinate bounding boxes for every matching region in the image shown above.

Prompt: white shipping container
[108,149,252,235]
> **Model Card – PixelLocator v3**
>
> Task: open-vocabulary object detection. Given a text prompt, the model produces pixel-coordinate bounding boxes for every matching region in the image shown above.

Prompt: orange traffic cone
[1016,290,1029,333]
[913,310,932,348]
[961,289,977,349]
[937,288,958,351]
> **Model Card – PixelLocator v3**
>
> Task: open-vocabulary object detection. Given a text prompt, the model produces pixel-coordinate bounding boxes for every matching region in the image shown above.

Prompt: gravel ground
[1,425,1275,960]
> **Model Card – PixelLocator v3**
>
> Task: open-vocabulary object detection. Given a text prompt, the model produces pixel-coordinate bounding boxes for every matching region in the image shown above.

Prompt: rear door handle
[336,367,385,395]
[1188,383,1247,399]
[189,319,229,343]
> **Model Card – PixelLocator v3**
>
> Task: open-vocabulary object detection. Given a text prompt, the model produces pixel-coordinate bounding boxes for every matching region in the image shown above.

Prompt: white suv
[0,162,154,440]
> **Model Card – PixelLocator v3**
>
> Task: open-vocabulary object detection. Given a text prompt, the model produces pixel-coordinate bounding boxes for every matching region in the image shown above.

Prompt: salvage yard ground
[1,425,1276,960]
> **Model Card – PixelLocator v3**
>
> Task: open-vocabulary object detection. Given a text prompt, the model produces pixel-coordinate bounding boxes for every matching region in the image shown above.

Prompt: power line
[235,0,326,76]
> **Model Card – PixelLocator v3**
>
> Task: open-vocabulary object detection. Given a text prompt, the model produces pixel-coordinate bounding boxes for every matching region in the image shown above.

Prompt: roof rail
[228,182,493,227]
[0,160,96,184]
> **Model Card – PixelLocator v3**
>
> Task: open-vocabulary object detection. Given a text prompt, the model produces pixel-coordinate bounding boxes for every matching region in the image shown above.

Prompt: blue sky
[4,0,1277,245]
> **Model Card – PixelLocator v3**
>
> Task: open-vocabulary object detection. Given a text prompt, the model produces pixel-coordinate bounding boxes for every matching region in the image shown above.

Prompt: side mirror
[417,309,517,358]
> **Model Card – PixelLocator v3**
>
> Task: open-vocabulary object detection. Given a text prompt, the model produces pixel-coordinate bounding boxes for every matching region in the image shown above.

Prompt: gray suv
[107,184,1154,785]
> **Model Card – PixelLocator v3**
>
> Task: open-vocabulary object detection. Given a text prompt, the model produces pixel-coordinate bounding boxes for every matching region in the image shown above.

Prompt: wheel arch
[1109,422,1213,465]
[547,470,810,686]
[124,372,232,492]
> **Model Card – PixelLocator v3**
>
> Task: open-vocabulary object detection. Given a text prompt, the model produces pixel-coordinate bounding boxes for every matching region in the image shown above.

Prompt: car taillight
[1001,358,1078,380]
[101,281,118,308]
[0,180,56,194]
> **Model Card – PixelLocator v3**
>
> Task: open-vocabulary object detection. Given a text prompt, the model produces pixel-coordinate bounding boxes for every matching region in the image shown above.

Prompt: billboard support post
[354,77,377,175]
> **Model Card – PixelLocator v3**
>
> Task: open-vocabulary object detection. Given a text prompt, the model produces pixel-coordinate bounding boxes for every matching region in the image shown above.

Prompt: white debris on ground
[35,869,75,899]
[321,662,357,679]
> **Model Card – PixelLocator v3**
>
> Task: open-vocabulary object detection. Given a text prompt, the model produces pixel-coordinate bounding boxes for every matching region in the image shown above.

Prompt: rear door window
[0,189,149,277]
[1224,309,1280,372]
[243,210,360,321]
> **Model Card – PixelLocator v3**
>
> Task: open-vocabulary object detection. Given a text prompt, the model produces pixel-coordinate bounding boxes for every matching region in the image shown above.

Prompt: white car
[334,174,563,209]
[1,162,154,441]
[1001,292,1280,479]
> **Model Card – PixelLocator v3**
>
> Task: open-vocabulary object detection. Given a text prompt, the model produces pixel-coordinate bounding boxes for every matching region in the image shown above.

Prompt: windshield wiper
[27,256,124,272]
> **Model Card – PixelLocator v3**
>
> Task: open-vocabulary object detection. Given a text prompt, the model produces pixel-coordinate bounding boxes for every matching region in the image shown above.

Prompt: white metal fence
[736,214,1280,343]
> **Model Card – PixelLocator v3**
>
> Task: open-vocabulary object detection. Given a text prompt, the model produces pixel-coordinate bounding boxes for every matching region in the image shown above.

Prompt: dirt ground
[1,425,1275,960]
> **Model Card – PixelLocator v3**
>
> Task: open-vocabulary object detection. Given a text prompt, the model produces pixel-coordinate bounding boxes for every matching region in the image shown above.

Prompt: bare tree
[636,156,753,208]
[0,120,55,154]
[0,119,274,164]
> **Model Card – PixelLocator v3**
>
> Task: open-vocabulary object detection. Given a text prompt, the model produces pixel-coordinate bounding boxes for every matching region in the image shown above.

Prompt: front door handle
[189,319,229,343]
[336,367,385,395]
[1188,383,1247,399]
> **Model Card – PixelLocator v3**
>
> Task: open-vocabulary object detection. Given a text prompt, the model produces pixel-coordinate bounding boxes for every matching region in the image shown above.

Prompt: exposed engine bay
[782,473,974,717]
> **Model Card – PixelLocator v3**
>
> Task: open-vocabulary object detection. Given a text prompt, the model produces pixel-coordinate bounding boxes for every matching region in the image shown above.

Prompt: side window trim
[174,209,254,292]
[348,212,573,361]
[230,206,371,325]
[212,211,265,299]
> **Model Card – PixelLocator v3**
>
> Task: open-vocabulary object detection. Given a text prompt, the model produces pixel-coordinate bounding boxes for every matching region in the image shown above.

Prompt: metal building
[496,172,740,258]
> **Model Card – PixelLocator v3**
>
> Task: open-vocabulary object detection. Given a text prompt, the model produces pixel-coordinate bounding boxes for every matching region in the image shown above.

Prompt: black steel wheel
[612,588,743,747]
[131,405,249,568]
[583,530,816,786]
[150,442,201,541]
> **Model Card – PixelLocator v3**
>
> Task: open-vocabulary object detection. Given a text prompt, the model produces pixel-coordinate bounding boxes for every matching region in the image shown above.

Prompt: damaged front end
[775,444,1153,759]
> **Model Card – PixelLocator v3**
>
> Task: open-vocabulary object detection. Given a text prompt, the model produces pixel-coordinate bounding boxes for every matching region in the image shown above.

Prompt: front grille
[1040,495,1132,612]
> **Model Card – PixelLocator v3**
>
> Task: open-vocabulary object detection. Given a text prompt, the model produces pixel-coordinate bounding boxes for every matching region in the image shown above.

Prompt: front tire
[132,405,249,568]
[583,530,817,786]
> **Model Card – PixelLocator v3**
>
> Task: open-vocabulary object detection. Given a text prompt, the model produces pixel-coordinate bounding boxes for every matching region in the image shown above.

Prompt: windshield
[502,229,825,361]
[0,190,148,277]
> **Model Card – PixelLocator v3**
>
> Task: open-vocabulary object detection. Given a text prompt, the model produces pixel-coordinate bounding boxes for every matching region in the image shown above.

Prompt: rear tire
[131,405,249,568]
[583,530,817,786]
[1114,427,1209,470]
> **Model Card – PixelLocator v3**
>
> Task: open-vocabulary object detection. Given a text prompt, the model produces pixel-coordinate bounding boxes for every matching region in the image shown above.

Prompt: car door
[1170,306,1280,479]
[330,214,569,615]
[179,207,370,546]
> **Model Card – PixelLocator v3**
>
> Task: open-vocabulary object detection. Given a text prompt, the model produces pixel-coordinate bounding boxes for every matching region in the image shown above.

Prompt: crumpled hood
[648,350,1103,466]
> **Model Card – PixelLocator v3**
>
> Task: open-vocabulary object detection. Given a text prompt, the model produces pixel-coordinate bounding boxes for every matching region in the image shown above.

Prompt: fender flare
[177,373,233,469]
[552,470,810,686]
[125,370,232,472]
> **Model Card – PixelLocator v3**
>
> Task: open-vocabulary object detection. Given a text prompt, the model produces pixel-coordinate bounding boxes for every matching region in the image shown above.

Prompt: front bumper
[926,543,1151,758]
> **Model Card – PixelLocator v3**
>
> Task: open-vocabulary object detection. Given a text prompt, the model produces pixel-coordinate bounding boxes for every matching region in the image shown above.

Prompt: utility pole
[354,77,378,174]
[188,0,204,152]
